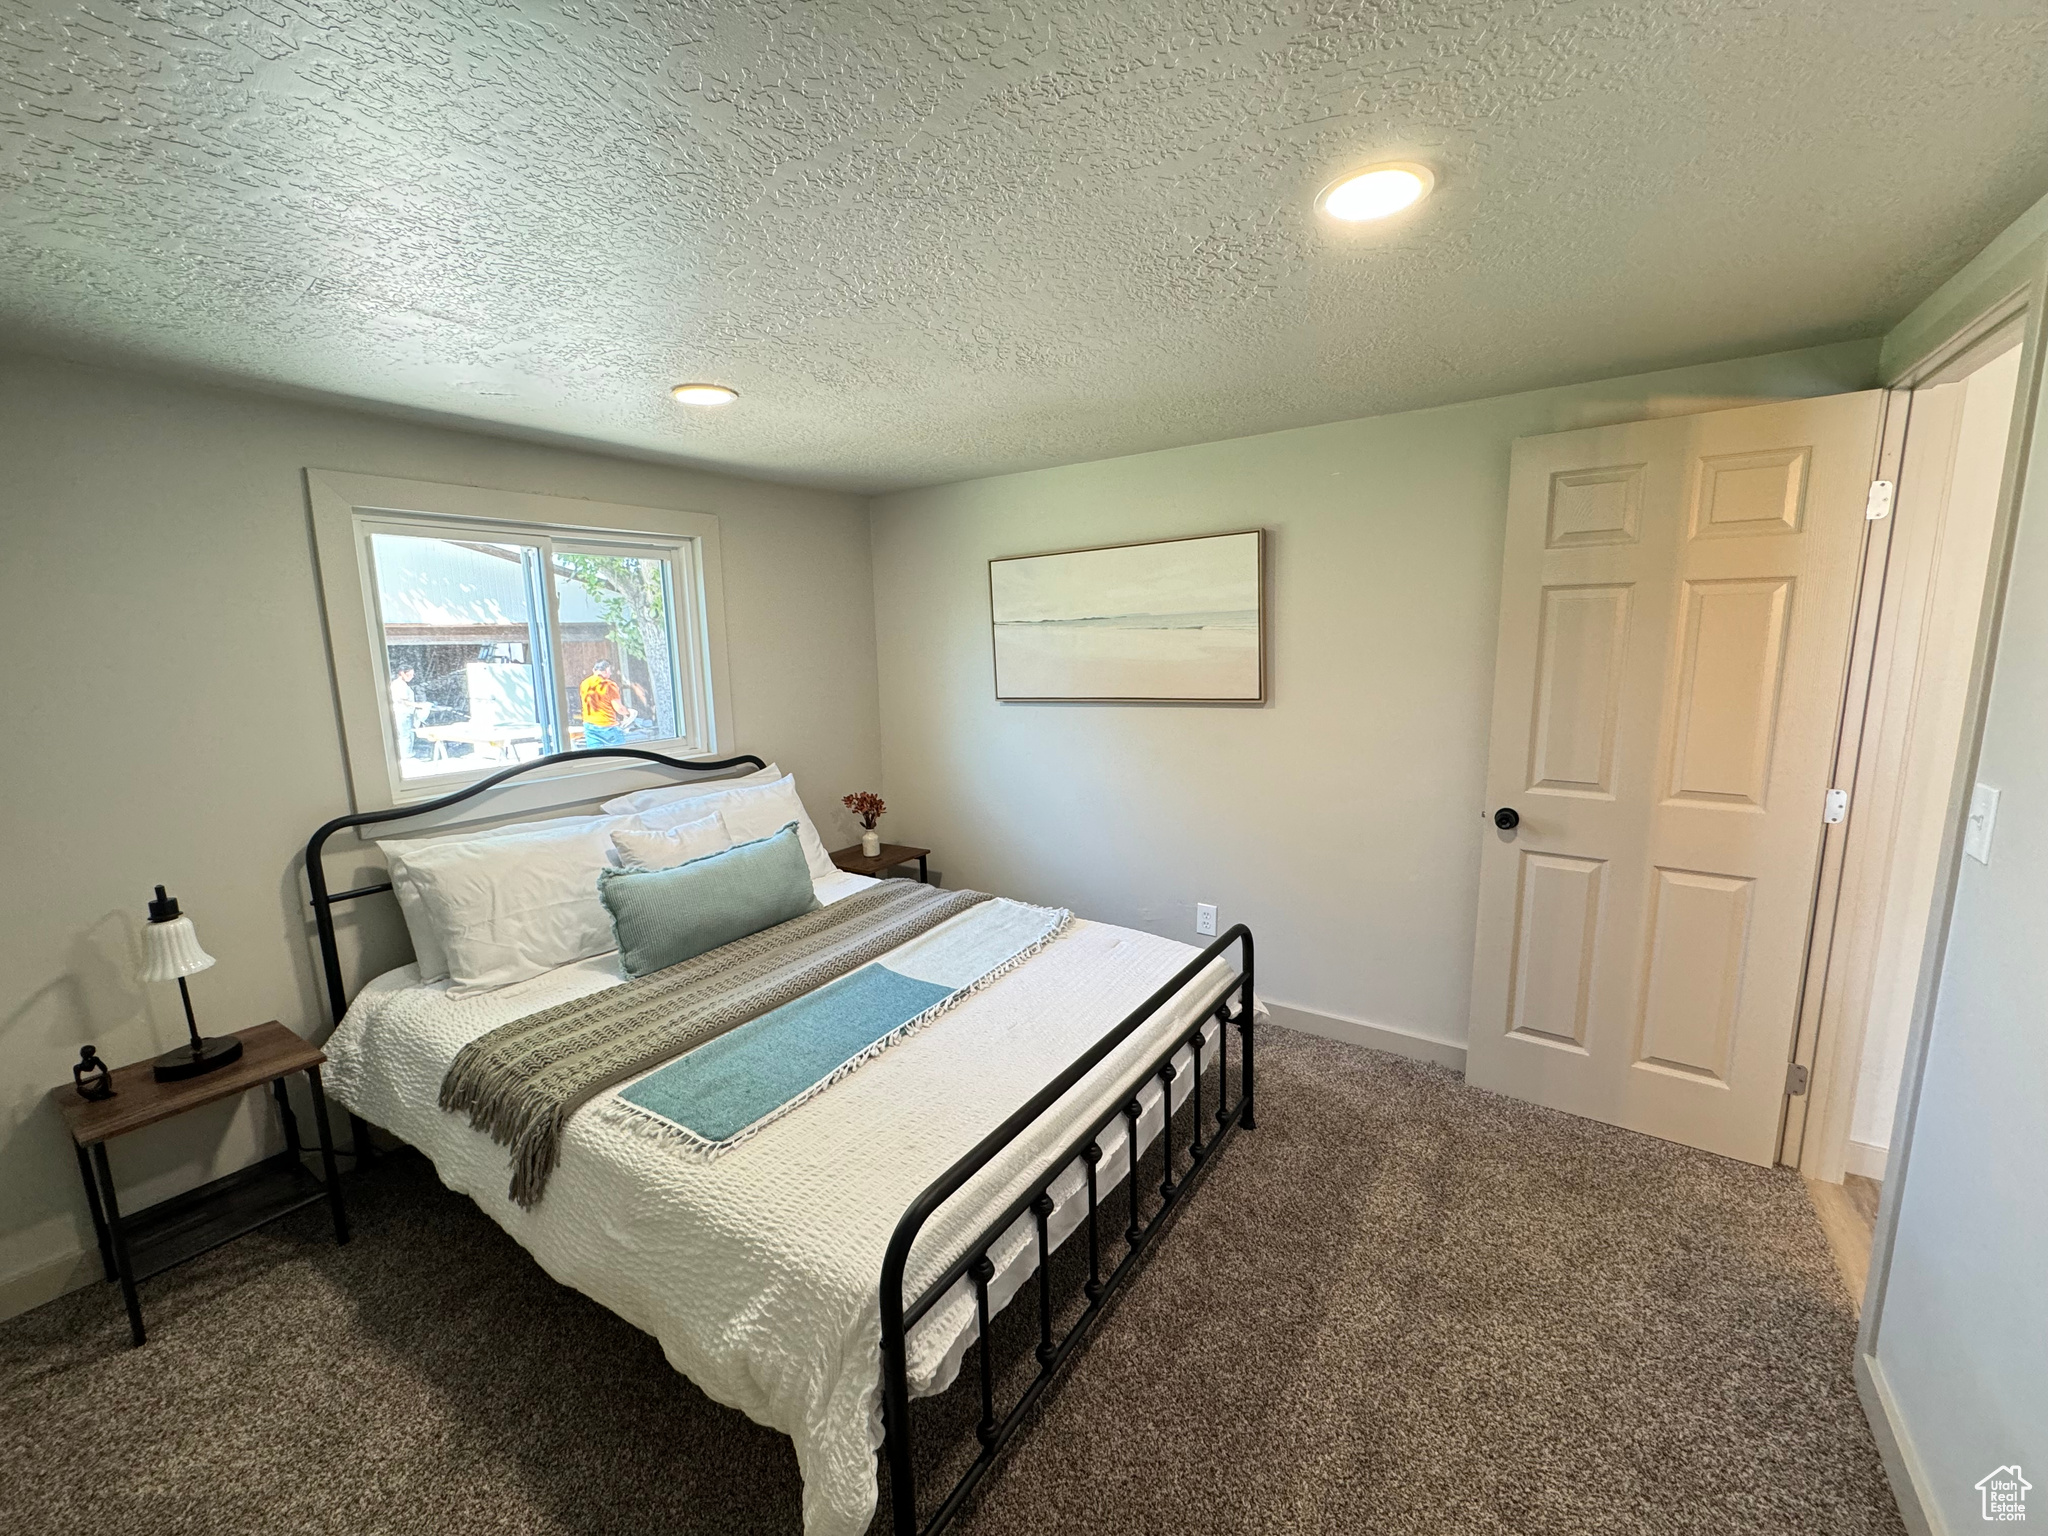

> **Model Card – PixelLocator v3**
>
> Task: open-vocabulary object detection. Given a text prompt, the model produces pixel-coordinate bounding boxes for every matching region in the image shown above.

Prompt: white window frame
[309,470,736,819]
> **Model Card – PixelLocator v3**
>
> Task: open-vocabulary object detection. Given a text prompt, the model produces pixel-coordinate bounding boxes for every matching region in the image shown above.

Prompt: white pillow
[377,813,609,983]
[400,816,621,997]
[641,774,834,880]
[378,842,450,982]
[599,763,782,817]
[610,811,732,873]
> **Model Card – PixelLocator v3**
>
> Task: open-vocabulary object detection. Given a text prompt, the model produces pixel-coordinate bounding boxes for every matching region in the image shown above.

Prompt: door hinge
[1824,787,1849,824]
[1786,1063,1810,1096]
[1866,479,1895,520]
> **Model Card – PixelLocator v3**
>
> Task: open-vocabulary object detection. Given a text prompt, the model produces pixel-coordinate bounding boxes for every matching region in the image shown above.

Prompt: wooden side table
[52,1021,349,1346]
[830,842,932,883]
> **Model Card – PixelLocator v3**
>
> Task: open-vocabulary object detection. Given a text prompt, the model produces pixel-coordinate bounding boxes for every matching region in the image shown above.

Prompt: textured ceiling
[3,2,2046,493]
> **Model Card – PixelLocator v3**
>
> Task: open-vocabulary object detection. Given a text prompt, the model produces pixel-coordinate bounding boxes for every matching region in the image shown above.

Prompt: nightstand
[830,842,932,883]
[52,1021,349,1346]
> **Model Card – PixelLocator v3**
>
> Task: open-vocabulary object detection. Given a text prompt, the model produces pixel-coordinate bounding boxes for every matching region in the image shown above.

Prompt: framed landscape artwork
[988,529,1265,702]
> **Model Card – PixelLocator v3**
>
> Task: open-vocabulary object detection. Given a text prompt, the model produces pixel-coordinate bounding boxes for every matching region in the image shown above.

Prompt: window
[311,472,731,808]
[367,527,696,783]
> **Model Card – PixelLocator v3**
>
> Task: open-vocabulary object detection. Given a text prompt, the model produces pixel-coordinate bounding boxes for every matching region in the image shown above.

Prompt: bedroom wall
[867,339,1883,1063]
[1858,189,2048,1533]
[0,354,882,1319]
[1870,357,2048,1528]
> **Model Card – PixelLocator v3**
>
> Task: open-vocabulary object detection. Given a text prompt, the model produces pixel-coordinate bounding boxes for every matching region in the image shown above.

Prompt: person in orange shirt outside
[578,659,636,746]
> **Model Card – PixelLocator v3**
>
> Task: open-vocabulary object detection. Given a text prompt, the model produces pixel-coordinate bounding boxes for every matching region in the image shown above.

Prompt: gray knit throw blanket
[441,881,992,1207]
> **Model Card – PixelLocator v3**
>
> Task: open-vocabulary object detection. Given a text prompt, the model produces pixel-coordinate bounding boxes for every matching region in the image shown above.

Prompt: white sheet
[323,870,1248,1536]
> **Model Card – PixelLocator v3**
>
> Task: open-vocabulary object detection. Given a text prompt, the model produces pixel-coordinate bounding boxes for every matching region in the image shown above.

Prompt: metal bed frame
[304,747,1256,1536]
[880,926,1254,1534]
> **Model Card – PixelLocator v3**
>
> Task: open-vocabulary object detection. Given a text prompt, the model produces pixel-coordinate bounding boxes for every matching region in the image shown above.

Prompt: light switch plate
[1964,783,2000,864]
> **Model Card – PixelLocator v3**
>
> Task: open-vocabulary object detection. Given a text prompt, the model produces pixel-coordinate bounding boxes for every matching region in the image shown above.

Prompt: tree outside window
[553,552,679,741]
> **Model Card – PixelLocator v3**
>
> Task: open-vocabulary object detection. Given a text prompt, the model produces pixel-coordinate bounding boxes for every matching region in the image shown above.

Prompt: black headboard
[304,748,768,1026]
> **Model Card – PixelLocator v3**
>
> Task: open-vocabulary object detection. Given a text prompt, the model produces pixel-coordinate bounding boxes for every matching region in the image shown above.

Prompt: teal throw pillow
[599,821,819,977]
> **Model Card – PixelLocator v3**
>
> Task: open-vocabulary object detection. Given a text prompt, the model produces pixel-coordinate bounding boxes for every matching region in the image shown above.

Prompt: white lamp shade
[142,915,216,982]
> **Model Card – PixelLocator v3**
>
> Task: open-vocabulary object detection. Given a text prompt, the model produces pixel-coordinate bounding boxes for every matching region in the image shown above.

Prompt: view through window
[554,552,679,751]
[370,530,689,782]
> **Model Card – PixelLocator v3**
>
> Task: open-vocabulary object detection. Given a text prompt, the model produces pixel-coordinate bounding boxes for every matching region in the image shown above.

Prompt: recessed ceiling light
[671,382,738,406]
[1318,163,1434,222]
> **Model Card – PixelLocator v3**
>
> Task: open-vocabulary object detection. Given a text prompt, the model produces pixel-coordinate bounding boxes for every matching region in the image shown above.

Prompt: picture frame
[988,529,1265,703]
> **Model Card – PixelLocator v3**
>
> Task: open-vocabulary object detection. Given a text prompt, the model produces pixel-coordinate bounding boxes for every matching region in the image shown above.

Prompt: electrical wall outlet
[1195,903,1217,937]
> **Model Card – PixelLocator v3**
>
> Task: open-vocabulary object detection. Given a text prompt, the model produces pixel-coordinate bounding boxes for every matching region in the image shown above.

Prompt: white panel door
[1466,393,1883,1164]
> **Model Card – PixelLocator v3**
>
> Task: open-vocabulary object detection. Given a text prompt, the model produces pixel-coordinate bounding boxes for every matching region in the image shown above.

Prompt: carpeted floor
[0,1029,1903,1535]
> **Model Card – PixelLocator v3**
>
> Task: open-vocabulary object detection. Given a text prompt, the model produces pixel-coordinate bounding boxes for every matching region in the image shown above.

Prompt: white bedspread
[323,871,1250,1536]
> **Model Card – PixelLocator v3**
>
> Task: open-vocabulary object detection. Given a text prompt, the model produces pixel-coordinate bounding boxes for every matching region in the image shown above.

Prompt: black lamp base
[153,1035,244,1082]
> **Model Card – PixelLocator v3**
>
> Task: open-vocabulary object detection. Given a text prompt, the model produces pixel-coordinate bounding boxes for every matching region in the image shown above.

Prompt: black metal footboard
[878,924,1255,1536]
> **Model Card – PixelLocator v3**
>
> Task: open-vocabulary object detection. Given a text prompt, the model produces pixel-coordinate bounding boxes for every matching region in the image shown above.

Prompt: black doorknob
[1493,807,1520,831]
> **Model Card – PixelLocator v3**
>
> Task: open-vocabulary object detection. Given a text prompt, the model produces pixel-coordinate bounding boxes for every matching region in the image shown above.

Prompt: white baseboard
[0,1249,98,1324]
[1264,1000,1466,1074]
[1856,1350,1944,1536]
[1845,1138,1891,1181]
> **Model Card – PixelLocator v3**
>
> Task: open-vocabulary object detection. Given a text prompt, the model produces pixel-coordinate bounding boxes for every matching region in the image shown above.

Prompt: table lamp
[141,885,243,1081]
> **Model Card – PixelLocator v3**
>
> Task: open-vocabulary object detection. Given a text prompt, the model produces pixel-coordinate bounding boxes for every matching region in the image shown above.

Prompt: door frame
[1775,386,1911,1174]
[1784,252,2045,1185]
[1839,201,2048,1535]
[1779,327,2028,1181]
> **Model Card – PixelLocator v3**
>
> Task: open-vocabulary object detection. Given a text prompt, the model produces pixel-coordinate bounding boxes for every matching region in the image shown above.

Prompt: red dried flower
[843,790,886,830]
